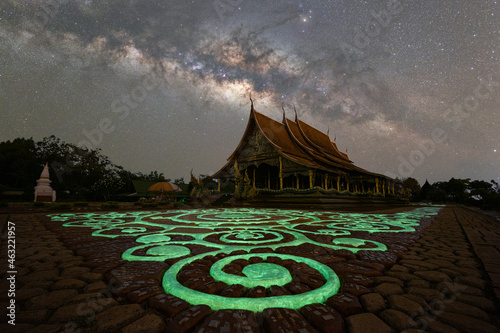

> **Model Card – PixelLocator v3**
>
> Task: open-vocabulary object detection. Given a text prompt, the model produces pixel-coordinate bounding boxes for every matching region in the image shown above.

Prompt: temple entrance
[246,164,279,190]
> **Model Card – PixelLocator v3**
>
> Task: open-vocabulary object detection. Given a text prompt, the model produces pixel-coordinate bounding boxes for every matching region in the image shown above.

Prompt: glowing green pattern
[48,205,442,311]
[211,260,292,288]
[163,253,340,312]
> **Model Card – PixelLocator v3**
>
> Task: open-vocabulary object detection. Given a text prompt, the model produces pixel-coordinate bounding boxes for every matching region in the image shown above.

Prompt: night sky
[1,0,498,183]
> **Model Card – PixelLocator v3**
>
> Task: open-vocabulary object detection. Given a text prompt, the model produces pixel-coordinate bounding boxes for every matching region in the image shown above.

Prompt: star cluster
[0,0,498,182]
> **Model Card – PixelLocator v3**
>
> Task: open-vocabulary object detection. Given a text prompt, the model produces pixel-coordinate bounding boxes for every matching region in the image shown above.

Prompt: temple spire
[282,102,286,123]
[250,93,254,110]
[294,105,298,121]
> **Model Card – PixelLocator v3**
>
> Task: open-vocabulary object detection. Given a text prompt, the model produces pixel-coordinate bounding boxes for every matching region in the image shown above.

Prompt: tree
[447,178,469,203]
[174,177,185,184]
[91,173,125,201]
[468,180,492,202]
[0,138,39,189]
[402,177,421,201]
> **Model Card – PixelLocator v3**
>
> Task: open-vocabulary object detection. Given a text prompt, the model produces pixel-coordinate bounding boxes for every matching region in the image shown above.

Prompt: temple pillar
[383,180,386,196]
[253,169,256,188]
[346,178,350,192]
[361,181,365,193]
[337,176,340,191]
[309,170,314,188]
[375,178,379,193]
[296,174,300,189]
[268,170,271,189]
[392,183,395,194]
[279,157,283,189]
[325,174,328,190]
[218,180,221,193]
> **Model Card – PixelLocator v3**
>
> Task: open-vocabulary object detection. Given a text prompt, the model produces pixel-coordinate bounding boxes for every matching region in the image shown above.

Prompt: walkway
[0,206,499,332]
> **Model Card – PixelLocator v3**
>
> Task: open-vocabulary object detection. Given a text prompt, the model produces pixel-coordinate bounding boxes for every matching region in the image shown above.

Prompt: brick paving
[1,206,499,332]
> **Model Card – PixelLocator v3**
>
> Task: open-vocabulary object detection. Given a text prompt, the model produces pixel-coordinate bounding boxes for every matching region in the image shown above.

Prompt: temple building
[212,102,398,197]
[34,163,56,202]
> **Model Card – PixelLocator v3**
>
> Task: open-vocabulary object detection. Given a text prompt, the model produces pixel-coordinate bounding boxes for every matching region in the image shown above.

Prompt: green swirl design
[48,205,443,311]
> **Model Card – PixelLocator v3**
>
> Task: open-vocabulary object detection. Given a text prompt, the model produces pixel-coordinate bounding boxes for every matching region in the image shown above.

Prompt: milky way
[1,0,498,182]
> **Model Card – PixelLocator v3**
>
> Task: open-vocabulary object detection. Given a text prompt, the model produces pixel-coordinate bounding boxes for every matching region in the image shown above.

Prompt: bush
[47,203,72,211]
[73,202,89,207]
[141,202,159,208]
[173,201,186,208]
[101,202,120,210]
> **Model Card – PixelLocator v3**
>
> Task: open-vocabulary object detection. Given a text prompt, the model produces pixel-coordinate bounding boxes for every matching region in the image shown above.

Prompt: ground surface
[1,205,499,332]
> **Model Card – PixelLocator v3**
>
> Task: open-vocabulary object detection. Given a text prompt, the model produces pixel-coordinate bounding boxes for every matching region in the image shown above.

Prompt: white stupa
[34,163,56,202]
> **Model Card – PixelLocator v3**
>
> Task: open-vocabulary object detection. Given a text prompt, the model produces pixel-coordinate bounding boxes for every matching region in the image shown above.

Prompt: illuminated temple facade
[212,103,398,196]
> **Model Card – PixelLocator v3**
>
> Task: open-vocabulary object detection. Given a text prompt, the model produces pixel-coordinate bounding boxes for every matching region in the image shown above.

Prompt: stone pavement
[1,206,499,332]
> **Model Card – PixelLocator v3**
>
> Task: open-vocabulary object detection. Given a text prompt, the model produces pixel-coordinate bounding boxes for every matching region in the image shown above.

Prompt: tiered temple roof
[213,103,391,182]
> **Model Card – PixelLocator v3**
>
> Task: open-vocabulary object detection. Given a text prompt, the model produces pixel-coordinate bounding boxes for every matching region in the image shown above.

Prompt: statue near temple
[34,163,56,202]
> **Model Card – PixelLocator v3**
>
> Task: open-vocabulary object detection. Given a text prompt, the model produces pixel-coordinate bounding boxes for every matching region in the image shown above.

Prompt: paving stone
[23,269,60,281]
[300,303,344,333]
[17,309,50,324]
[399,260,439,271]
[22,280,54,289]
[326,293,363,317]
[437,311,500,333]
[49,301,98,323]
[401,294,430,312]
[441,300,490,321]
[26,289,79,310]
[437,268,463,279]
[413,271,452,283]
[197,309,261,333]
[389,264,410,272]
[51,278,87,290]
[80,271,104,283]
[455,259,481,268]
[25,324,63,333]
[405,280,431,289]
[95,304,145,331]
[346,313,394,333]
[16,287,47,302]
[148,294,190,318]
[61,266,91,278]
[387,295,424,316]
[166,305,212,333]
[436,281,484,297]
[456,294,497,312]
[83,280,109,293]
[360,293,386,313]
[424,258,459,269]
[456,275,488,290]
[373,283,404,297]
[386,271,422,282]
[379,309,417,331]
[122,313,166,333]
[373,276,404,288]
[406,287,444,303]
[343,283,371,297]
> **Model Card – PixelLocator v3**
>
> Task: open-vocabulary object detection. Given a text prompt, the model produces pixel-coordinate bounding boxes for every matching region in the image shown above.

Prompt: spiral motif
[162,252,340,312]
